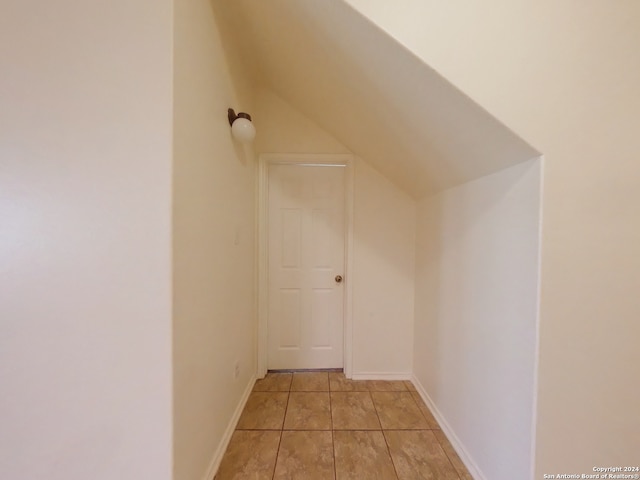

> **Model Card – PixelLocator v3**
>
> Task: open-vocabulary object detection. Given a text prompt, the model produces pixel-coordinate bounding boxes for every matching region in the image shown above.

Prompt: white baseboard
[350,372,412,381]
[411,375,486,480]
[202,374,256,480]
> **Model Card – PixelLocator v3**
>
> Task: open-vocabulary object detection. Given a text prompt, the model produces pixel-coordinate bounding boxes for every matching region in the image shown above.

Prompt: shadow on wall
[210,0,257,168]
[213,0,540,198]
[414,158,542,480]
[231,141,254,167]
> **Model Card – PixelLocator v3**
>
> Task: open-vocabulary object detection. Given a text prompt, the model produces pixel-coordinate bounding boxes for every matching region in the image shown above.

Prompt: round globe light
[231,117,256,144]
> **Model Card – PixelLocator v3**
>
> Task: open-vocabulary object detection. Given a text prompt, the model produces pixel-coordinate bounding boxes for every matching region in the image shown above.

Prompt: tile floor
[215,371,473,480]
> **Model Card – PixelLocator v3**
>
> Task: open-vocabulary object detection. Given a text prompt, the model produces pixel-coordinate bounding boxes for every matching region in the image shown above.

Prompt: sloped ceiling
[212,0,538,198]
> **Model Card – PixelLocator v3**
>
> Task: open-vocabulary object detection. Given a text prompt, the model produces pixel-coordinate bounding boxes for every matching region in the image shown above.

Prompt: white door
[267,163,345,369]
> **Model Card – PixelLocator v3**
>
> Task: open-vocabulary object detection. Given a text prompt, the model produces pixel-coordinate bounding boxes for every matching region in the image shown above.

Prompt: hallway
[215,372,472,479]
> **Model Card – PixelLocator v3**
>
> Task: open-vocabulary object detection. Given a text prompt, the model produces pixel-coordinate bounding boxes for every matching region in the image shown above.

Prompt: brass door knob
[335,275,343,283]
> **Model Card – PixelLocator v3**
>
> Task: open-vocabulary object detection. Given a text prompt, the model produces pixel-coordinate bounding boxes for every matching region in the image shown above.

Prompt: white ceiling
[213,0,539,198]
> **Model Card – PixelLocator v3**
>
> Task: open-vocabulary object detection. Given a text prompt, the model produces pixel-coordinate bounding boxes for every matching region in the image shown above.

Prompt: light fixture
[228,108,256,144]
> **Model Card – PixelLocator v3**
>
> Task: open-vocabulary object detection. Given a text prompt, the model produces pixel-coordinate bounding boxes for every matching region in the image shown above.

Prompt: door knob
[335,275,343,283]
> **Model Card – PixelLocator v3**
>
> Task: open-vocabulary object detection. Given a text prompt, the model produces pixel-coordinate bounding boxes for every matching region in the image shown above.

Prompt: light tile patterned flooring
[215,371,473,480]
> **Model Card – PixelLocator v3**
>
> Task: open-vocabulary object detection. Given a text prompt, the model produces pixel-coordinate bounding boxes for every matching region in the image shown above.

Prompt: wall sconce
[228,108,256,144]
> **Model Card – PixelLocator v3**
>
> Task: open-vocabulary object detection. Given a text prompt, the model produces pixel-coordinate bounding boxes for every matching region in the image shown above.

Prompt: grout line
[368,391,381,425]
[368,391,382,430]
[331,429,337,480]
[380,431,400,480]
[280,429,332,432]
[288,390,331,392]
[433,431,463,480]
[237,426,437,432]
[268,368,343,373]
[370,391,400,480]
[234,427,441,432]
[271,391,290,480]
[237,428,290,432]
[329,385,334,431]
[329,383,337,480]
[407,389,432,428]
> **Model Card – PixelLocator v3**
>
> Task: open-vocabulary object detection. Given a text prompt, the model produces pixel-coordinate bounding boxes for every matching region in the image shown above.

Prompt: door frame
[256,153,355,378]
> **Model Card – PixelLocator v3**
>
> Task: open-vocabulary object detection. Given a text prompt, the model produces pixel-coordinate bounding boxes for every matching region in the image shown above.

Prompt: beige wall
[0,1,173,479]
[352,158,416,377]
[225,0,538,199]
[254,89,416,377]
[346,0,640,474]
[173,0,256,479]
[254,88,350,155]
[414,160,541,479]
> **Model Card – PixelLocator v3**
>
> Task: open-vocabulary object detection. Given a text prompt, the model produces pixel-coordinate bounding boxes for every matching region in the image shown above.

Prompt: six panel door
[267,163,345,369]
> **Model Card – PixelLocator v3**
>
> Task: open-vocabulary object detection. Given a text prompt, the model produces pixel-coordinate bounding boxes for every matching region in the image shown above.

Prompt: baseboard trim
[350,372,411,381]
[202,374,256,480]
[411,375,486,480]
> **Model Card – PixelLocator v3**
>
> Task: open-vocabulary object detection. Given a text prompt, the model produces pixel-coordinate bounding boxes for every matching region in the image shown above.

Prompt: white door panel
[268,164,345,369]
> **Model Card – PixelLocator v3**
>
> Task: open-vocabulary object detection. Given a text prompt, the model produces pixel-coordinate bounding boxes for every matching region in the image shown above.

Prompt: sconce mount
[228,108,252,125]
[227,108,256,144]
